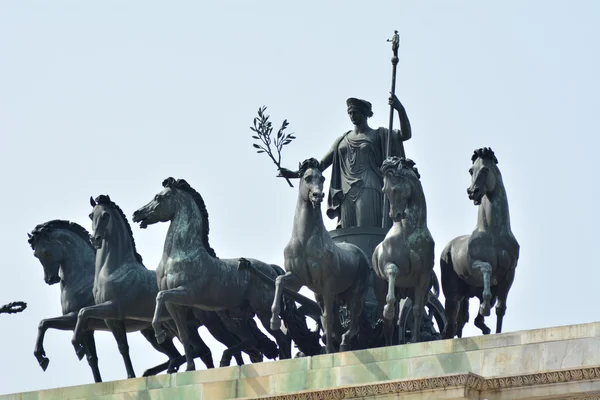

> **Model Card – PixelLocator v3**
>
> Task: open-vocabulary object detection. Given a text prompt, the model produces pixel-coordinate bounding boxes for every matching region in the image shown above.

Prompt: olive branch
[250,106,297,187]
[0,301,27,314]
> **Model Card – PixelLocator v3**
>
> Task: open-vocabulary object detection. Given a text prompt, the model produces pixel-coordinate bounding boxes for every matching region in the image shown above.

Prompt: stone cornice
[252,366,600,400]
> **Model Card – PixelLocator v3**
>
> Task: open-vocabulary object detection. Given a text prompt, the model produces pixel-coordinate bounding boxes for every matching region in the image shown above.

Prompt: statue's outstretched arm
[396,101,412,141]
[320,137,340,171]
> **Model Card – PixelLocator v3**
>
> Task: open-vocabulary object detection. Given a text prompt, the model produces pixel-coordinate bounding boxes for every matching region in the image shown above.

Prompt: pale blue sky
[1,1,599,394]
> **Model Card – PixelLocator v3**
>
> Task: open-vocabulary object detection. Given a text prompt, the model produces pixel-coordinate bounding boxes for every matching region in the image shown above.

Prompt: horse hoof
[479,304,491,317]
[155,331,167,344]
[167,363,179,374]
[482,327,491,335]
[75,345,86,361]
[339,343,350,352]
[185,365,196,372]
[383,304,394,320]
[270,317,281,331]
[39,357,50,371]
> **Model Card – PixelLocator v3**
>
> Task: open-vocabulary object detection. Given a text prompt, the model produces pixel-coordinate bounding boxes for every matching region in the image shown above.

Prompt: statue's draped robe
[326,127,405,229]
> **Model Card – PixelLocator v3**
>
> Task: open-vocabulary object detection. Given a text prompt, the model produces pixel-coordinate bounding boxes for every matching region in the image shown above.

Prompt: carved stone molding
[256,366,600,400]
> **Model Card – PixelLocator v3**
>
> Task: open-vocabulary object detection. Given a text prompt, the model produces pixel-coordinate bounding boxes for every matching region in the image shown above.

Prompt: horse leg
[72,301,119,360]
[257,311,291,360]
[103,319,136,378]
[187,326,215,369]
[473,260,493,316]
[340,295,364,352]
[271,271,301,330]
[34,312,77,371]
[441,268,460,339]
[456,298,469,338]
[139,327,182,376]
[410,274,430,344]
[383,264,399,320]
[81,331,102,382]
[321,292,337,354]
[495,268,515,334]
[373,275,394,346]
[198,311,250,366]
[162,303,196,372]
[474,313,491,335]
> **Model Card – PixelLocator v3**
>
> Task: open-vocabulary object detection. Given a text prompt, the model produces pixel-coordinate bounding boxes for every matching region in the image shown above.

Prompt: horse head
[132,177,181,229]
[467,147,499,205]
[298,158,325,209]
[381,156,421,222]
[133,177,217,258]
[89,195,116,249]
[28,228,63,285]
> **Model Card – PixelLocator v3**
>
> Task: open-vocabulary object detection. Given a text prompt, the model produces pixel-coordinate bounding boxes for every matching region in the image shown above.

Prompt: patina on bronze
[71,196,264,378]
[372,157,436,345]
[132,178,294,370]
[27,220,191,382]
[279,94,411,230]
[441,148,520,338]
[271,158,371,354]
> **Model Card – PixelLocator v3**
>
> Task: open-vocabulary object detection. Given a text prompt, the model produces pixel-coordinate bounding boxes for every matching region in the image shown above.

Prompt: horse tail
[280,296,323,357]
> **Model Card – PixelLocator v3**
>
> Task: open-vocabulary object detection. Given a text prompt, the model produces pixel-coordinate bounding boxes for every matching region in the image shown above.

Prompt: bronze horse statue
[70,196,265,378]
[441,148,520,338]
[132,178,292,371]
[372,157,436,345]
[270,158,371,354]
[28,220,185,381]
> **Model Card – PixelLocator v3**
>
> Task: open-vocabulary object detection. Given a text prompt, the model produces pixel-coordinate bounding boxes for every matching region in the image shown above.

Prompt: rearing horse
[441,147,520,338]
[372,157,435,345]
[71,195,248,378]
[271,158,371,354]
[132,178,291,371]
[27,220,185,381]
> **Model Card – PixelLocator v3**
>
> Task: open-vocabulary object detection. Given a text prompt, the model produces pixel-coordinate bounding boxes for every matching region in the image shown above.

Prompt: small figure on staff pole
[387,30,400,57]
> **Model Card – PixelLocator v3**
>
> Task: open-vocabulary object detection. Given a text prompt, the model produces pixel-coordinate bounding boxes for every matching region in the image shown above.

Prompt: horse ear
[27,233,32,239]
[90,196,96,207]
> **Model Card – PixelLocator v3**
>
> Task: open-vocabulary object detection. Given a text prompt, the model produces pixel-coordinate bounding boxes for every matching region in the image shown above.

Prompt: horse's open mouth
[309,192,324,208]
[471,195,483,205]
[132,212,149,229]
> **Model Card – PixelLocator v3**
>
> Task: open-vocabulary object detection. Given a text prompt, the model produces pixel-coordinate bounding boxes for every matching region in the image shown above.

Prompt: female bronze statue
[280,94,412,229]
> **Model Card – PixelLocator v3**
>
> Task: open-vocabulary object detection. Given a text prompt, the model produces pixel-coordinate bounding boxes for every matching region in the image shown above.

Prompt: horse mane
[94,195,144,263]
[472,147,498,164]
[298,158,322,177]
[162,178,217,258]
[28,220,93,250]
[381,156,421,180]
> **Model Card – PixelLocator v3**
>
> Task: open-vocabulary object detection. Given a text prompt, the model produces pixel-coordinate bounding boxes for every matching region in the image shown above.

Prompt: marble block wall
[3,322,600,400]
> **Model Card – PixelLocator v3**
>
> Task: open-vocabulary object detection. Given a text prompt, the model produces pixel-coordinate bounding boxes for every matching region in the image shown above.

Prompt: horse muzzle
[91,236,103,249]
[389,209,405,222]
[45,275,60,285]
[309,191,324,208]
[132,209,153,229]
[467,187,484,205]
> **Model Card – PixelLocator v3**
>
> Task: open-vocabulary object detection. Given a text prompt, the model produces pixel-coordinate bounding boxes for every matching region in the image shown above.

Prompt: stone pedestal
[4,322,600,399]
